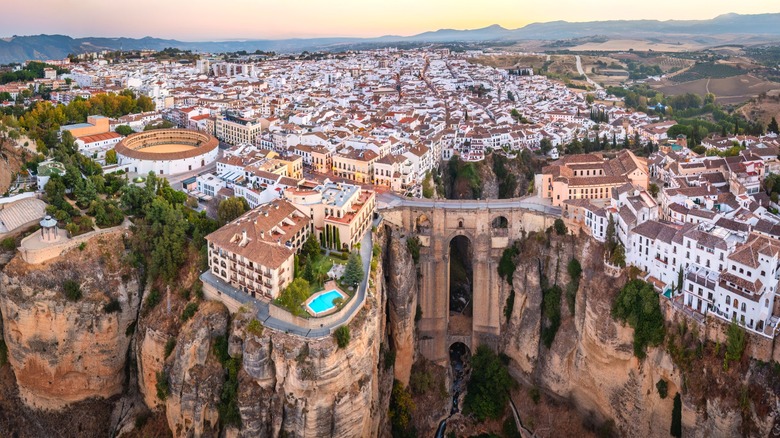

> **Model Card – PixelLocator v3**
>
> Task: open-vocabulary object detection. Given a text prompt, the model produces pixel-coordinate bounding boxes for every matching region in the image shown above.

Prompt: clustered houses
[283,181,376,252]
[193,144,302,207]
[20,49,690,197]
[626,219,780,338]
[538,150,649,207]
[205,200,311,300]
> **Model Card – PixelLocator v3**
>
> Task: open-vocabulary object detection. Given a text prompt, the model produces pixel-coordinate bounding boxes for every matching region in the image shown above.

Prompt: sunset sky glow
[1,1,778,40]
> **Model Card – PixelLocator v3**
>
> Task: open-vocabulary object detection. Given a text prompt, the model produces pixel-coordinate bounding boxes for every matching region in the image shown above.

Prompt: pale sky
[1,0,778,40]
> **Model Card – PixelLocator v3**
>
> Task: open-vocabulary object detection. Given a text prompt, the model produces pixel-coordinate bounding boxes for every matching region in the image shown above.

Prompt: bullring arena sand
[138,144,197,153]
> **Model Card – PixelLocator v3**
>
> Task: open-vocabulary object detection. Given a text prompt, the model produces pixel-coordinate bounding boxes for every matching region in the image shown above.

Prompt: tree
[586,94,595,104]
[217,197,249,224]
[724,320,746,370]
[670,393,682,438]
[540,138,553,156]
[105,149,118,164]
[334,325,350,348]
[277,278,310,316]
[463,346,513,421]
[611,279,666,359]
[648,183,659,198]
[554,218,567,235]
[343,251,363,286]
[656,379,668,399]
[769,117,779,135]
[115,125,134,136]
[389,380,417,437]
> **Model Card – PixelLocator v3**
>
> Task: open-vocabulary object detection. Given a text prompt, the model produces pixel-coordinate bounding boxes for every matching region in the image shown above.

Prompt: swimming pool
[307,290,344,314]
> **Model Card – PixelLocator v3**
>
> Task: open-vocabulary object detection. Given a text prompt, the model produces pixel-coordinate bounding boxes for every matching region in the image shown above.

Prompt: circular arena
[114,129,219,176]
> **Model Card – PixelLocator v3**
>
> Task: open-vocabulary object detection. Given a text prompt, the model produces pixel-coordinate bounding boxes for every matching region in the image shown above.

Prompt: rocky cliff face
[165,301,229,438]
[227,264,387,438]
[502,232,778,437]
[383,227,417,385]
[0,231,140,410]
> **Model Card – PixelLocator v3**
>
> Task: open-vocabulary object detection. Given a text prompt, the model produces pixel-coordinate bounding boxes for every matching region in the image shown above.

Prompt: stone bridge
[379,195,560,364]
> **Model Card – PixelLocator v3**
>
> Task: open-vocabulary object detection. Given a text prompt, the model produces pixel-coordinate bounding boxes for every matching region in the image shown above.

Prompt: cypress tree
[769,117,779,134]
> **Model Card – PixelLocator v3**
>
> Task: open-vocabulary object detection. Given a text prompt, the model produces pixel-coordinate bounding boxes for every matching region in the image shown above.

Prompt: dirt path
[575,55,602,90]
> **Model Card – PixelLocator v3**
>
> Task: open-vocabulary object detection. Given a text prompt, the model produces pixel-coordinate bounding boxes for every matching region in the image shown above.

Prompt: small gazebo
[39,215,60,242]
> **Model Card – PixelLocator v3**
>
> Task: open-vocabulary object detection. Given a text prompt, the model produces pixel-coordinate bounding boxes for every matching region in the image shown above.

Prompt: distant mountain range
[1,13,779,64]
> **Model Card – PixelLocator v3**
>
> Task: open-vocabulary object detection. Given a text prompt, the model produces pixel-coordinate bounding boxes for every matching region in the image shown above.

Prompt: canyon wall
[502,232,778,437]
[0,231,140,410]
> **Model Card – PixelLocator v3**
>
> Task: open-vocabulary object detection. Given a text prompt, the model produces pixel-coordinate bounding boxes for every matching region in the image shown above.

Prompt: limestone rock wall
[384,226,417,385]
[0,232,140,410]
[502,233,777,438]
[165,301,229,438]
[228,263,386,438]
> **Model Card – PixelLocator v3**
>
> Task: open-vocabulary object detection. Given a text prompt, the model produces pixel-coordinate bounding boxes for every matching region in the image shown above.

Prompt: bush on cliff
[63,279,82,301]
[155,371,170,401]
[463,346,514,421]
[612,279,666,359]
[389,380,417,438]
[334,325,350,348]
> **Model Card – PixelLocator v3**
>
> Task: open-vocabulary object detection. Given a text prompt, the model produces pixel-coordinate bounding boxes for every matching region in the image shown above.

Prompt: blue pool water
[308,290,342,314]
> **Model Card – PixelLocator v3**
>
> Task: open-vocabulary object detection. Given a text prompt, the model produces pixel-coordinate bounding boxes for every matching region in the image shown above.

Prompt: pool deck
[304,282,348,317]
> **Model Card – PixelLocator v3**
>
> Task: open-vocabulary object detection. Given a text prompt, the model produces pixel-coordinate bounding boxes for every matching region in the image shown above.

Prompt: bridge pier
[380,197,558,364]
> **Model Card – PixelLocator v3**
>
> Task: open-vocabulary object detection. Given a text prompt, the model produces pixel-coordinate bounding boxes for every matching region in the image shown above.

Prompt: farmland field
[668,62,744,82]
[651,74,780,105]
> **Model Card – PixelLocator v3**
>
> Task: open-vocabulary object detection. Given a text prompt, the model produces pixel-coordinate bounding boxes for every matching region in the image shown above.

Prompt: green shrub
[103,299,121,313]
[164,338,176,359]
[554,218,567,235]
[724,320,746,371]
[612,279,665,359]
[389,380,417,437]
[406,237,421,264]
[409,369,435,395]
[656,379,668,399]
[503,416,522,438]
[145,289,161,309]
[463,346,514,421]
[566,258,582,314]
[334,325,350,348]
[155,371,169,400]
[212,335,229,363]
[181,302,198,322]
[246,319,263,336]
[134,411,151,429]
[63,279,82,301]
[1,237,17,251]
[78,242,86,251]
[218,356,242,427]
[498,244,519,284]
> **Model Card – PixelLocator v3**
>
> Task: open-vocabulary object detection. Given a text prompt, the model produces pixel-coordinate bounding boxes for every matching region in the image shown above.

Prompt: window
[726,296,731,305]
[741,303,746,312]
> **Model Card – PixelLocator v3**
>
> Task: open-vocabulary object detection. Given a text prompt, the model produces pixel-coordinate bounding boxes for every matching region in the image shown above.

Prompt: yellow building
[332,148,378,184]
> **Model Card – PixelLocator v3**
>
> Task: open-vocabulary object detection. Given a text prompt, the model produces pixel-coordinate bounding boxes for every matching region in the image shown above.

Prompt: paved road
[575,55,603,91]
[377,192,562,217]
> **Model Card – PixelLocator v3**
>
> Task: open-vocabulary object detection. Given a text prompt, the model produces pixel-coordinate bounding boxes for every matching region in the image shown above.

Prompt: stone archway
[449,234,473,337]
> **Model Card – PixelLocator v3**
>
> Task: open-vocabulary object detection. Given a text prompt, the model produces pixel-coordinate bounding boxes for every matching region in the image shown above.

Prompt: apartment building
[215,113,264,146]
[332,148,378,184]
[627,219,780,337]
[284,182,375,251]
[205,200,311,300]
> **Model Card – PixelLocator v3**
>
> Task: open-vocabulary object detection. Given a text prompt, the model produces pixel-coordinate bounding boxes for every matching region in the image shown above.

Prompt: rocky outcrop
[0,232,140,410]
[228,266,386,438]
[165,301,229,438]
[502,232,778,438]
[384,227,417,385]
